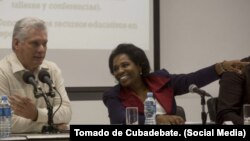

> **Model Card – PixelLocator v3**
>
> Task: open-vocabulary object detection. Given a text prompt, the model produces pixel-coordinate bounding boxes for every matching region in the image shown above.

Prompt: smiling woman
[103,43,248,125]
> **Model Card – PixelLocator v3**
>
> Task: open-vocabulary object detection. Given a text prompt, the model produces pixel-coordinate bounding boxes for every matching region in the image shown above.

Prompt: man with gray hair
[0,17,72,133]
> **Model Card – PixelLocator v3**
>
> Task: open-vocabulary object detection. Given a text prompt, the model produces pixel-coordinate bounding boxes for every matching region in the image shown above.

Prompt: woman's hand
[156,114,185,125]
[215,60,250,75]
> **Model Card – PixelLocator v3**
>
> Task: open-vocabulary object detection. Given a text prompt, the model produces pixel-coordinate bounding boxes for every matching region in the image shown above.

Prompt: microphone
[38,69,55,97]
[23,71,41,98]
[189,84,212,97]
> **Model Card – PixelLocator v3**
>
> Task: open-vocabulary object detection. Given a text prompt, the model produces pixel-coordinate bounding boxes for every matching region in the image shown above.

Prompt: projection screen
[0,0,157,87]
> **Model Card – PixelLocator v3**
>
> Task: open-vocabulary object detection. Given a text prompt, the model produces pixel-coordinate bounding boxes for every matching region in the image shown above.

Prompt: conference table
[0,133,69,141]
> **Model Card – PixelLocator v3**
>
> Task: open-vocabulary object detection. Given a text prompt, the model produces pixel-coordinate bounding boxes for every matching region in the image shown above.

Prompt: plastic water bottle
[144,92,156,125]
[0,95,12,137]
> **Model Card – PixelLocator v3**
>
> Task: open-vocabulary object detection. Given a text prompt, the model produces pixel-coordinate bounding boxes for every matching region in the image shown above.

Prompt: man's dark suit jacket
[216,56,250,124]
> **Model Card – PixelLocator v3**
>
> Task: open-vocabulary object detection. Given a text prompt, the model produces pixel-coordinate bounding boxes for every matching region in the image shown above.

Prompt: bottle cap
[147,92,153,97]
[1,95,7,101]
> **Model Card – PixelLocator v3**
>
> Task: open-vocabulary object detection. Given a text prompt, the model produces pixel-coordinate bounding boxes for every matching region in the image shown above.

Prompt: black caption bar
[70,125,250,140]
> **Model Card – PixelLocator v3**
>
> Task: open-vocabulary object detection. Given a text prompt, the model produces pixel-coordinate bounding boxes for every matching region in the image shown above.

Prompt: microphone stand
[200,95,207,125]
[41,89,58,134]
[34,87,58,133]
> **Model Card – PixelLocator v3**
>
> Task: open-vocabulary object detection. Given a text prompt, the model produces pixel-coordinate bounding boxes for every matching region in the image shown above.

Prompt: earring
[140,72,143,75]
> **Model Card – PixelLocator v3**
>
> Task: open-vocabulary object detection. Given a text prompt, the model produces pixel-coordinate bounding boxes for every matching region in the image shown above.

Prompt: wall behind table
[70,100,109,124]
[160,0,250,122]
[67,87,110,124]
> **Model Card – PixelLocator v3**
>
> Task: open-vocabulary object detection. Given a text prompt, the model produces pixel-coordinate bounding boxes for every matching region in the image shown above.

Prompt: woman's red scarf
[119,75,174,114]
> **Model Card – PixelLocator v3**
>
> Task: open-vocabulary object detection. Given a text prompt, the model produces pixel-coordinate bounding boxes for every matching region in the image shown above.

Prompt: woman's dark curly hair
[109,43,150,76]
